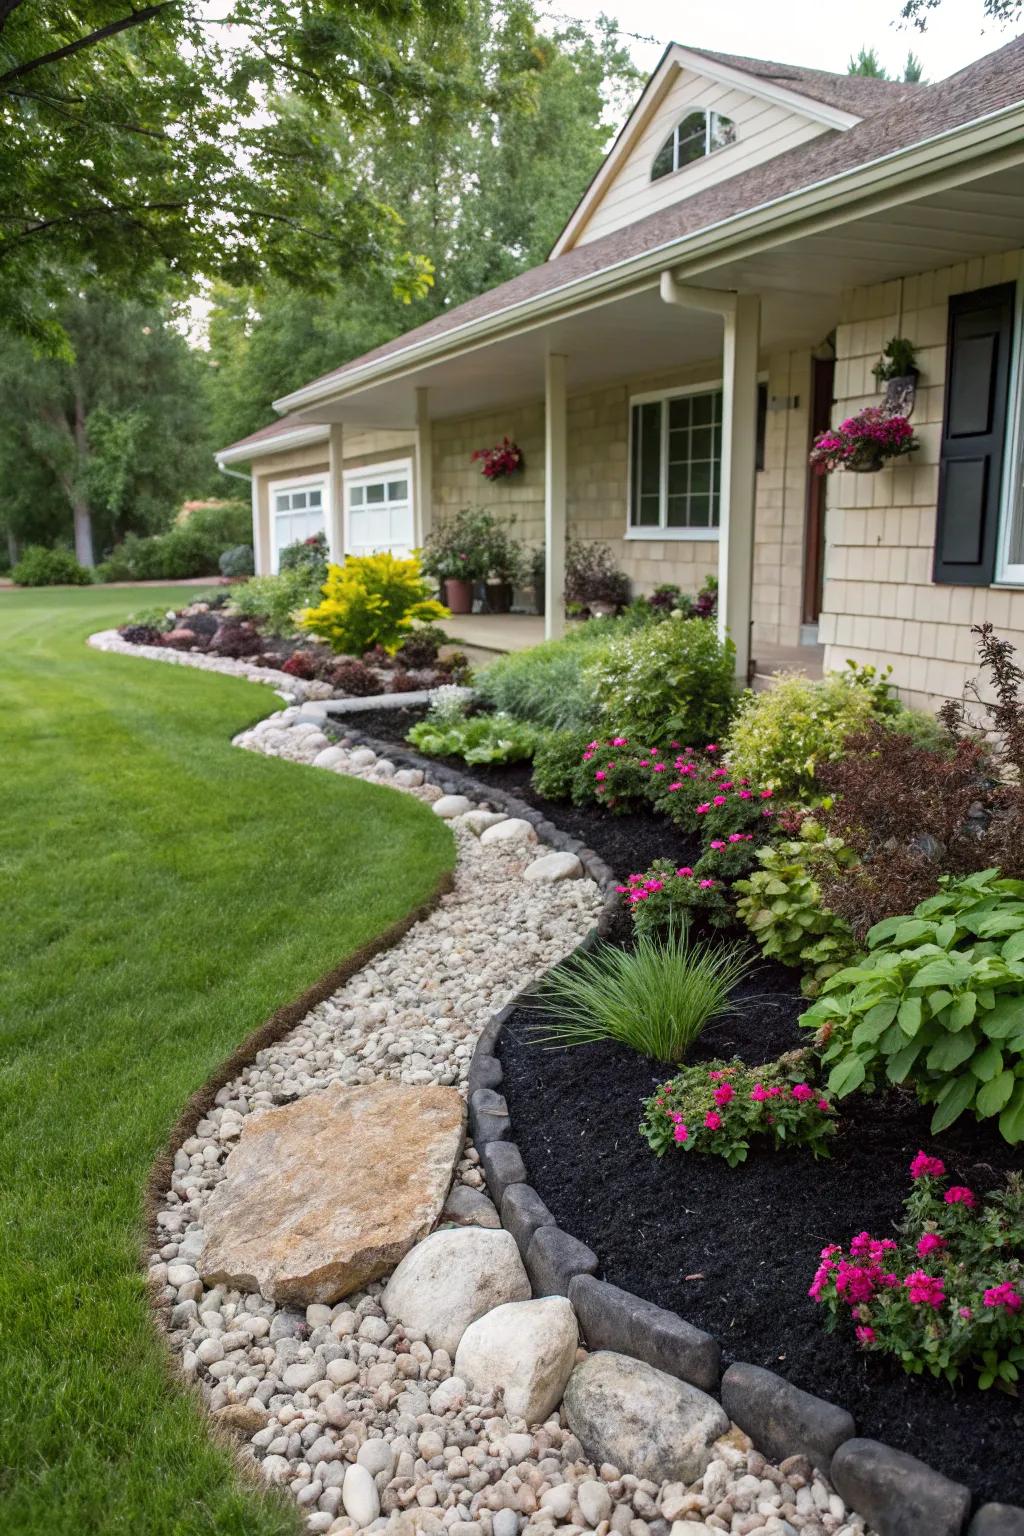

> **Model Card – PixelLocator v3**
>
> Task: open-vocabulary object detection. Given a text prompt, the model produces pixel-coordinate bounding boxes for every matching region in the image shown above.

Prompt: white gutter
[215,424,329,466]
[276,98,1024,416]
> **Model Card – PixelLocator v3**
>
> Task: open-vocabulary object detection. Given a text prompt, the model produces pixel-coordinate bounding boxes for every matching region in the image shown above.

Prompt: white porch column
[414,387,433,547]
[544,352,568,641]
[327,422,345,563]
[719,293,760,683]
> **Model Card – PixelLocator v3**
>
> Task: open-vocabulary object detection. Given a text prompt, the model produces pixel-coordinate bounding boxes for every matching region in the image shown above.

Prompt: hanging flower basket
[471,437,523,481]
[810,408,917,474]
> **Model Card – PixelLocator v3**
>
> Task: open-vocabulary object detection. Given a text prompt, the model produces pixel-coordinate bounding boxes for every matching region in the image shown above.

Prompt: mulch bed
[334,706,1024,1507]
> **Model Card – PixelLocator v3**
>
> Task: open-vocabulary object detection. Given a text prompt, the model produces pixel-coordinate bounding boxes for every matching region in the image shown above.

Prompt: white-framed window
[627,383,723,538]
[345,459,415,558]
[270,476,327,573]
[651,110,736,182]
[996,284,1024,585]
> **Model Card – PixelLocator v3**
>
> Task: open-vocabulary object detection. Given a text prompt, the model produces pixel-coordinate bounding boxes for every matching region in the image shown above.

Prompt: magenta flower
[750,1084,770,1102]
[594,770,606,782]
[904,1270,945,1308]
[854,1325,876,1345]
[704,1111,722,1131]
[709,839,726,850]
[673,1121,689,1144]
[698,878,715,889]
[695,802,710,814]
[916,1232,947,1258]
[983,1283,1022,1313]
[713,1083,735,1107]
[676,866,693,877]
[791,1083,815,1102]
[944,1186,976,1208]
[712,794,727,806]
[909,1151,946,1181]
[611,736,628,746]
[817,1099,830,1112]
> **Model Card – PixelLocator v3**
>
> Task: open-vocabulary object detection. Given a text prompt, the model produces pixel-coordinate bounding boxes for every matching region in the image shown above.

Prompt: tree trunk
[7,528,19,567]
[72,387,95,566]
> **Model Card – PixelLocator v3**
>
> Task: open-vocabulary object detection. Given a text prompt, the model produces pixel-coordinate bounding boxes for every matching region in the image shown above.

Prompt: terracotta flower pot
[443,577,474,614]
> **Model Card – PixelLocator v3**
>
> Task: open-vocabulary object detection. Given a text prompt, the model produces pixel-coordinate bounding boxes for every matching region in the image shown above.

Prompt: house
[215,36,1024,709]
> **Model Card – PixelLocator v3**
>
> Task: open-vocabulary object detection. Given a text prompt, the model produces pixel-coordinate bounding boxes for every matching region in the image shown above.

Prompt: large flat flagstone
[198,1081,465,1304]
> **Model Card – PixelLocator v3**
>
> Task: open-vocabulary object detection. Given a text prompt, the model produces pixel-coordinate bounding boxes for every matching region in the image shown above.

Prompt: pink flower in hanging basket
[809,407,918,474]
[471,437,524,480]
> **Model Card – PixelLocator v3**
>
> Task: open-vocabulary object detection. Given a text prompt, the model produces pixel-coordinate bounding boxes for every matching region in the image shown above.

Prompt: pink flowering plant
[471,437,523,480]
[644,745,776,839]
[640,1052,835,1166]
[621,843,760,933]
[811,1154,1024,1389]
[809,408,918,474]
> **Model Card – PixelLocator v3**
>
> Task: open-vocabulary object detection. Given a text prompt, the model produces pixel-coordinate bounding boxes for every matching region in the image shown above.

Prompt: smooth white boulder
[454,1296,578,1424]
[348,747,376,768]
[433,794,473,819]
[394,768,424,788]
[480,817,538,846]
[523,851,583,883]
[460,810,509,836]
[312,746,348,769]
[342,1462,380,1527]
[382,1228,530,1355]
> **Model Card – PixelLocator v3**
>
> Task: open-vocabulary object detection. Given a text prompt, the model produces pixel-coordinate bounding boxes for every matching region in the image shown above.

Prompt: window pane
[630,402,662,526]
[690,426,712,461]
[666,496,690,528]
[290,491,307,510]
[309,489,322,507]
[350,485,364,506]
[387,480,408,501]
[690,461,712,496]
[651,389,723,531]
[366,483,385,504]
[676,112,708,169]
[668,396,692,431]
[274,492,291,513]
[691,393,713,427]
[709,113,736,151]
[710,494,721,528]
[637,496,661,527]
[667,459,689,497]
[688,495,711,527]
[651,133,675,181]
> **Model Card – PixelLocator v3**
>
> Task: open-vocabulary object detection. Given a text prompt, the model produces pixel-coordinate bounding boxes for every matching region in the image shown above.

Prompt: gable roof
[272,35,1024,418]
[216,412,328,464]
[683,48,919,118]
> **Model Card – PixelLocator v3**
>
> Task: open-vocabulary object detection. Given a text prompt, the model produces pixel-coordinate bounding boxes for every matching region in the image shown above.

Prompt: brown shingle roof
[280,36,1024,407]
[218,412,326,455]
[684,47,921,117]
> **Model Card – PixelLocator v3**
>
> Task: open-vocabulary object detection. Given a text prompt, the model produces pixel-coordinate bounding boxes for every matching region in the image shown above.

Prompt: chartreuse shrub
[532,930,752,1063]
[406,711,537,765]
[811,1152,1024,1388]
[725,665,880,795]
[588,616,736,745]
[803,870,1024,1142]
[641,1053,835,1164]
[734,818,859,995]
[12,546,92,586]
[302,553,448,655]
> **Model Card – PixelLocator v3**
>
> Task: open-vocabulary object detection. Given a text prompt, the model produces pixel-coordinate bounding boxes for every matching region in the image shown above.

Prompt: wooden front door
[802,357,835,626]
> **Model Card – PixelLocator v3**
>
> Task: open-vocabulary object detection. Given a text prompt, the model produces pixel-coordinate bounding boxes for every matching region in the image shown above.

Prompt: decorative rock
[442,1185,501,1229]
[347,746,376,767]
[454,1296,578,1423]
[433,795,474,819]
[578,1479,613,1528]
[394,768,424,788]
[569,1275,719,1394]
[199,1081,465,1303]
[563,1351,728,1485]
[357,1439,396,1478]
[342,1461,381,1527]
[381,1228,531,1354]
[526,1225,599,1297]
[312,746,348,769]
[721,1364,853,1472]
[479,1140,527,1206]
[970,1506,1024,1536]
[213,1401,269,1433]
[480,818,538,847]
[493,1510,520,1536]
[461,810,509,836]
[830,1439,970,1536]
[501,1184,556,1261]
[469,1088,510,1146]
[523,851,583,883]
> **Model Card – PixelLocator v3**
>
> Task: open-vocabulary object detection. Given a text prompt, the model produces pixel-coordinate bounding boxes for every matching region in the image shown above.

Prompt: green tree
[848,45,888,77]
[900,0,1020,23]
[903,50,926,82]
[0,292,212,564]
[0,0,458,353]
[205,2,640,448]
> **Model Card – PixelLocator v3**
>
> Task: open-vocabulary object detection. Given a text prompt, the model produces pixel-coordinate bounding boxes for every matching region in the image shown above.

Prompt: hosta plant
[406,711,537,765]
[811,1153,1024,1389]
[803,870,1024,1142]
[640,1053,835,1164]
[734,819,859,995]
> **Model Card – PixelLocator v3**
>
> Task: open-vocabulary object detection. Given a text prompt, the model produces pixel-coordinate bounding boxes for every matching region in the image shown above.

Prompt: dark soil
[499,1000,1024,1507]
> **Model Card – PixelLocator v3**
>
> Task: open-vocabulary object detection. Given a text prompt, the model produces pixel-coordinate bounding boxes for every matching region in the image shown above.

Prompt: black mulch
[333,706,1024,1506]
[499,999,1024,1508]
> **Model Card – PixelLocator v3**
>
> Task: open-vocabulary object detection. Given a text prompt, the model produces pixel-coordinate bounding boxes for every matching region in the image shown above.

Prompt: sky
[540,0,1019,82]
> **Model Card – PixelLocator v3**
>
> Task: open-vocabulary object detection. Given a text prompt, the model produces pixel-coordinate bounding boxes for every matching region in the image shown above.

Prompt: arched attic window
[651,110,736,181]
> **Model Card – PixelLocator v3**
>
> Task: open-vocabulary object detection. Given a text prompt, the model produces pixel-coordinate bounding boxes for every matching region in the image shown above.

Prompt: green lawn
[0,587,455,1536]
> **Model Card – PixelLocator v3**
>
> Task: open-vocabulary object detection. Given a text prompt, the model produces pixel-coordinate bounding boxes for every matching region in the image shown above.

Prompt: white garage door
[346,462,414,558]
[271,480,326,572]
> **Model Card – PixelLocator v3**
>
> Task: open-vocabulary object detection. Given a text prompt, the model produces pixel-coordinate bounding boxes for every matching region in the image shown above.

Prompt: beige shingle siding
[819,248,1024,712]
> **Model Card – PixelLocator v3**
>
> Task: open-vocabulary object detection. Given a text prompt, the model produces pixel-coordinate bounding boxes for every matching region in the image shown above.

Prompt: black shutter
[934,282,1015,586]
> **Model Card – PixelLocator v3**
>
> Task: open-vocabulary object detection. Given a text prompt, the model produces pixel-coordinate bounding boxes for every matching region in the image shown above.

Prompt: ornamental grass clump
[640,1053,835,1164]
[803,870,1024,1142]
[532,931,752,1063]
[811,1153,1024,1389]
[302,553,448,655]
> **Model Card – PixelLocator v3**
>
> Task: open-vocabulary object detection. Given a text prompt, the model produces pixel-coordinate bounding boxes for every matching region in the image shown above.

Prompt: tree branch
[0,3,180,89]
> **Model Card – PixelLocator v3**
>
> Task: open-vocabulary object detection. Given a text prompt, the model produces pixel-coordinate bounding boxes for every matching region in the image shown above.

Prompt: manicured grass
[0,587,455,1536]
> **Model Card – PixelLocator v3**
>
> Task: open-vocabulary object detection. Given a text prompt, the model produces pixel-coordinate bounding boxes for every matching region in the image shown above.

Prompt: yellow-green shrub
[725,669,877,794]
[301,554,448,655]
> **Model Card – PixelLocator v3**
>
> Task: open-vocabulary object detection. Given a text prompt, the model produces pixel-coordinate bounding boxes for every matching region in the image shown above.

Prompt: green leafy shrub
[725,667,878,795]
[475,622,617,731]
[406,711,537,765]
[218,544,254,577]
[302,554,448,655]
[811,1155,1024,1389]
[96,502,251,580]
[589,617,736,744]
[532,930,752,1063]
[230,567,320,636]
[803,870,1024,1141]
[640,1053,835,1164]
[620,852,755,932]
[734,820,859,995]
[279,531,328,580]
[12,546,92,586]
[530,729,592,801]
